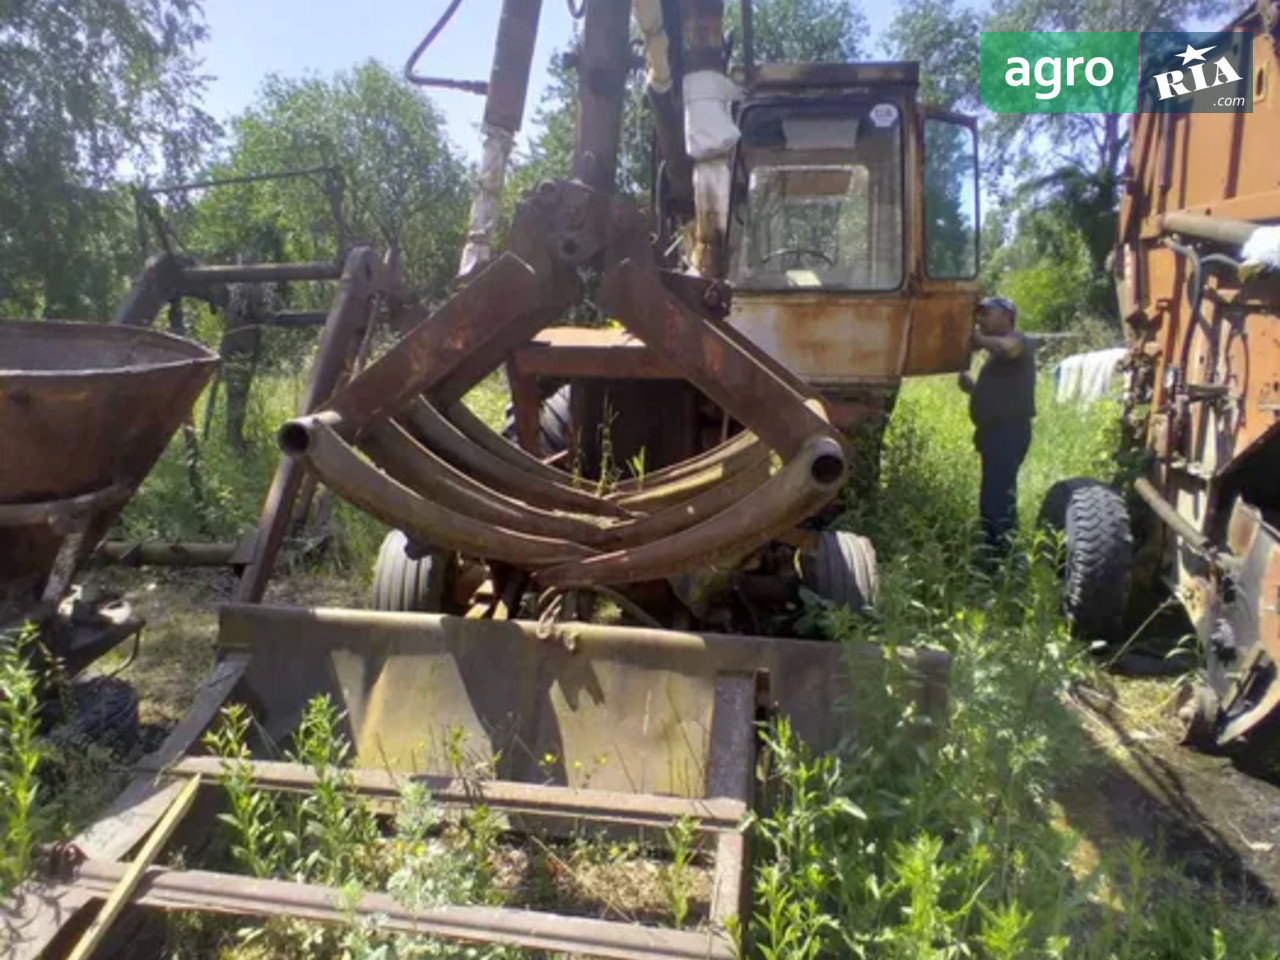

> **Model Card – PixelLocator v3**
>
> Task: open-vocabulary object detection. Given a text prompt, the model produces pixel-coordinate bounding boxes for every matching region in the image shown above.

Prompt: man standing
[958,296,1036,561]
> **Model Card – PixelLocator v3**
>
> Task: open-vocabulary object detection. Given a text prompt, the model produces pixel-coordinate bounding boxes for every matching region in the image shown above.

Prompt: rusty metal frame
[268,179,847,589]
[6,629,763,960]
[45,859,737,960]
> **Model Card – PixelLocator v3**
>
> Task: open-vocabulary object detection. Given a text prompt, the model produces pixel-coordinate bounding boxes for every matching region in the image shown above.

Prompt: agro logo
[1152,43,1243,100]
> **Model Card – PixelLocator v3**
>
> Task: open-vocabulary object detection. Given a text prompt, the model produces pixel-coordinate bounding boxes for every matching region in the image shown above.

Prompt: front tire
[371,530,452,613]
[1038,479,1133,642]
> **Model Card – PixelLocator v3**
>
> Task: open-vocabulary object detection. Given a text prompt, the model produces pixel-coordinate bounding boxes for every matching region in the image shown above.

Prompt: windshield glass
[728,101,904,291]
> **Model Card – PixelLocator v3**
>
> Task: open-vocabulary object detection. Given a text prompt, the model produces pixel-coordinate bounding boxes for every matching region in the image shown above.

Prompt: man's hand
[972,329,1025,359]
[958,371,974,393]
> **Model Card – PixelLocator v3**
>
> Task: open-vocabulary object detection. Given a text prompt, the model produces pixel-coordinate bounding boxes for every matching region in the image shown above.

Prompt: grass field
[3,359,1279,959]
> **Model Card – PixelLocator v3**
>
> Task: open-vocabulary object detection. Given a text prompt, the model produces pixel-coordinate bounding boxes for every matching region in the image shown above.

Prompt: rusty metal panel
[0,321,217,614]
[727,291,969,385]
[219,603,951,795]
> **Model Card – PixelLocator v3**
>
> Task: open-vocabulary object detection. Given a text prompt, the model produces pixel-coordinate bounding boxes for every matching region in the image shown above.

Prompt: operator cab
[717,62,980,400]
[729,99,905,292]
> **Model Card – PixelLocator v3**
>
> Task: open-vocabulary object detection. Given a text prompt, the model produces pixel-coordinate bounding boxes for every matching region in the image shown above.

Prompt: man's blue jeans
[975,419,1032,556]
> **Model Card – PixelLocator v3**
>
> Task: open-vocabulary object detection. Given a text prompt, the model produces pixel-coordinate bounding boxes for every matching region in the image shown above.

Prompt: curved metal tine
[537,436,845,589]
[600,260,837,459]
[610,429,760,495]
[404,399,630,518]
[444,399,579,486]
[610,444,773,512]
[301,417,596,566]
[594,452,773,551]
[361,421,617,548]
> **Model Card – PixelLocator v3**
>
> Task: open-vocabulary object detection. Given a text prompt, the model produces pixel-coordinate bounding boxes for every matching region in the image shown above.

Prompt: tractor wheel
[1038,478,1133,642]
[371,530,452,613]
[806,530,879,613]
[1174,677,1221,750]
[502,384,571,457]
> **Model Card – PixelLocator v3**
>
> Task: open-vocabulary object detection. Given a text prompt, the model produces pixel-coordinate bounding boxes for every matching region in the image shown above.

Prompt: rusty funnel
[0,320,218,627]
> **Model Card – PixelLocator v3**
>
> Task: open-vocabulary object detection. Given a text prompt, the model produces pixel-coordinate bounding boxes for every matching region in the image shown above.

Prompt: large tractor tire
[1038,478,1133,642]
[371,529,452,613]
[502,384,571,457]
[804,530,880,613]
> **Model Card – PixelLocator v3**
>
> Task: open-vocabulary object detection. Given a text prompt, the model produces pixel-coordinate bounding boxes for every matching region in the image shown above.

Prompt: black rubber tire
[502,384,571,456]
[806,531,879,613]
[48,676,141,756]
[1038,478,1133,642]
[371,530,450,613]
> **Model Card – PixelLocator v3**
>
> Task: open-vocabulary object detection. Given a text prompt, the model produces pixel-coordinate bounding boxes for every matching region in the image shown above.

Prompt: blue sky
[199,0,907,162]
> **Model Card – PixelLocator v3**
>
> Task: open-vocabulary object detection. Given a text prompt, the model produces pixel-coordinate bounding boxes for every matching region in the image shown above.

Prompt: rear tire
[371,530,451,613]
[502,384,571,457]
[805,531,879,613]
[1038,478,1133,642]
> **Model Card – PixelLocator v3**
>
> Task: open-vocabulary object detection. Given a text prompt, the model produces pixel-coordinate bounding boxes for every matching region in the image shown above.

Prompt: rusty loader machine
[5,2,979,957]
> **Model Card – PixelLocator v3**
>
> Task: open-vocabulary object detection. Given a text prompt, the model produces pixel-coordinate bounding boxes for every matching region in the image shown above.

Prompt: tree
[882,0,980,110]
[725,0,868,63]
[182,62,471,307]
[886,0,1218,324]
[0,0,217,319]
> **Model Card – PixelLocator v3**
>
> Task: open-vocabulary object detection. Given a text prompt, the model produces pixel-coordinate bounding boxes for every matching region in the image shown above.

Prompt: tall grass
[745,374,1279,960]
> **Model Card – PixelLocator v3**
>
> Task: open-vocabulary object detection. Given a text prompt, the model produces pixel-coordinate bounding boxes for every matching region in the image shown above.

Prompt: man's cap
[978,295,1017,318]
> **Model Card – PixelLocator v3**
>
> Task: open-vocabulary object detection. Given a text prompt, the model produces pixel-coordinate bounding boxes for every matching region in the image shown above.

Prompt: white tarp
[1053,347,1127,405]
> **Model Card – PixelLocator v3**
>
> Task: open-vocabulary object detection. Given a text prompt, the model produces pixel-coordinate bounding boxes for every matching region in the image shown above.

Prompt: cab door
[903,106,981,376]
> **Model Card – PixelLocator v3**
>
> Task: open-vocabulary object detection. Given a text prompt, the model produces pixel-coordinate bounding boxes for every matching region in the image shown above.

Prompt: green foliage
[725,0,869,64]
[881,0,981,109]
[178,62,470,308]
[0,0,217,318]
[664,815,701,929]
[989,228,1096,333]
[203,695,520,959]
[744,374,1280,959]
[886,0,1220,331]
[0,626,43,893]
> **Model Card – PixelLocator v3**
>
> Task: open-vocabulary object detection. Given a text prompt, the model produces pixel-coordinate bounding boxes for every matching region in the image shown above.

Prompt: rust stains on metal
[0,321,216,615]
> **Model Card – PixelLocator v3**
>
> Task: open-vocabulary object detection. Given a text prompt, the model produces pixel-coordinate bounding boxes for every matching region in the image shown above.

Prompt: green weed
[743,374,1280,960]
[0,625,43,893]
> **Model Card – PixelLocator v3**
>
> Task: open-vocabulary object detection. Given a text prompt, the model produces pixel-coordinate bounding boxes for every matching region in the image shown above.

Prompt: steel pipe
[235,248,380,603]
[182,262,341,285]
[1134,476,1211,554]
[610,429,759,495]
[360,420,617,546]
[611,444,772,510]
[445,399,584,487]
[538,434,845,587]
[300,416,595,566]
[1158,211,1260,247]
[405,400,630,517]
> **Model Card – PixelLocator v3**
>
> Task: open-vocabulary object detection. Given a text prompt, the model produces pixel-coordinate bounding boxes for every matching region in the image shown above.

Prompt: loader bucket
[220,603,950,795]
[0,320,218,620]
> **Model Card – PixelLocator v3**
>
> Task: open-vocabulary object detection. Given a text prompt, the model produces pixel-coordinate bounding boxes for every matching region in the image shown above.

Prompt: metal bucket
[220,603,951,794]
[0,320,218,620]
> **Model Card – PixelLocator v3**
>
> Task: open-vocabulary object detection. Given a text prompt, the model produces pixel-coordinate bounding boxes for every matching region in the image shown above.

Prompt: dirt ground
[76,565,1280,908]
[1061,674,1280,902]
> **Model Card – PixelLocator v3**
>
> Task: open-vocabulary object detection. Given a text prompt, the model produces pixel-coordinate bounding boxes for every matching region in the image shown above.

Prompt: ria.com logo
[979,30,1254,114]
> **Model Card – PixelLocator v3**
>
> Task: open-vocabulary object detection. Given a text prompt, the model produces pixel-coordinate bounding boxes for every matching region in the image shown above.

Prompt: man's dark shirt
[969,331,1036,429]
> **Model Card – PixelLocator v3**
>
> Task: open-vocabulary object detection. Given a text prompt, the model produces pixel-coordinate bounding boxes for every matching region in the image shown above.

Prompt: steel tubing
[403,399,630,517]
[360,420,617,547]
[299,417,595,566]
[537,434,845,587]
[1159,211,1259,247]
